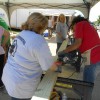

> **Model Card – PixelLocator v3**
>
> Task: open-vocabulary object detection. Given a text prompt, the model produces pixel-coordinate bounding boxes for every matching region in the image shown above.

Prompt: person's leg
[94,62,100,79]
[91,72,100,100]
[50,28,52,37]
[83,62,100,99]
[56,43,62,53]
[0,54,5,87]
[11,97,31,100]
[91,62,100,100]
[76,65,95,100]
[83,64,96,83]
[48,28,51,39]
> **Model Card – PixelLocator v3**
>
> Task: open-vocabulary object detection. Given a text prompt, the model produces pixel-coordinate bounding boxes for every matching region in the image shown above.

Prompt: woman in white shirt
[2,12,59,100]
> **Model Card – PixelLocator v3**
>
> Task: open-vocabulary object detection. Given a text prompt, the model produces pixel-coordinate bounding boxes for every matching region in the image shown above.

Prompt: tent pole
[83,0,91,19]
[6,0,11,27]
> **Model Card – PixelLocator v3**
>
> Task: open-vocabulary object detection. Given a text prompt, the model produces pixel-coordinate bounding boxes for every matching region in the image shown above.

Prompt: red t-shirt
[74,21,100,64]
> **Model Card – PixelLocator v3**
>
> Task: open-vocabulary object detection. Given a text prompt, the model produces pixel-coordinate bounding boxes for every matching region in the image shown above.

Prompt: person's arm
[49,63,58,71]
[1,30,10,51]
[57,32,66,40]
[49,61,62,72]
[64,38,82,53]
[49,62,61,71]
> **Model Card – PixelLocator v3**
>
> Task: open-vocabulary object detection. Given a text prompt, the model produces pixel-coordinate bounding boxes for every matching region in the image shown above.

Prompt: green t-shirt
[0,17,10,45]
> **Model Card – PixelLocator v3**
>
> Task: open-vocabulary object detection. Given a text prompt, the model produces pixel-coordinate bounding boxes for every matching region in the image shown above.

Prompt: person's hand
[50,61,62,72]
[54,61,62,66]
[62,37,66,41]
[1,44,7,52]
[54,61,62,73]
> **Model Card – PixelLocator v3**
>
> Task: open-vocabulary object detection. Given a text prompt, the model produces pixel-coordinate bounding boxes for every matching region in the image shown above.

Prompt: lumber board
[31,70,58,100]
[31,39,68,100]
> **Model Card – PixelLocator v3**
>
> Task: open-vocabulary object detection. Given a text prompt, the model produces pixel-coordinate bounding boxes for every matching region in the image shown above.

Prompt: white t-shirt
[2,30,54,98]
[0,26,5,55]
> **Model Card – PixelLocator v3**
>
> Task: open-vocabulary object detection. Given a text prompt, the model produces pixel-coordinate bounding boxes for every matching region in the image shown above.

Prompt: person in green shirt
[0,17,11,57]
[0,18,10,88]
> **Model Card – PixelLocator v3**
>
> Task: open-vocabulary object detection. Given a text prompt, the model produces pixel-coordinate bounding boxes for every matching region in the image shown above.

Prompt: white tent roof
[0,0,99,16]
[0,0,99,25]
[0,0,98,10]
[0,0,93,4]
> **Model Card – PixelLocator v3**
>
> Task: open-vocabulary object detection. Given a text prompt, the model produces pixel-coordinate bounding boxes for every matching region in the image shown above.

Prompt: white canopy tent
[0,0,99,26]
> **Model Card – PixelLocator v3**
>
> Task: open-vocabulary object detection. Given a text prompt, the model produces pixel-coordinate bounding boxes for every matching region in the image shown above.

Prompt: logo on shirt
[9,40,17,57]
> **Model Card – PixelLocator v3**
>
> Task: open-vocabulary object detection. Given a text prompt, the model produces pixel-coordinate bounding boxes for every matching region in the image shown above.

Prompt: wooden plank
[53,40,68,61]
[32,70,58,100]
[31,39,68,100]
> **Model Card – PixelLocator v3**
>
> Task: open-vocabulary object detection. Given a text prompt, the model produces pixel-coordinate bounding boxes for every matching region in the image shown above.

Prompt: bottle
[62,93,67,100]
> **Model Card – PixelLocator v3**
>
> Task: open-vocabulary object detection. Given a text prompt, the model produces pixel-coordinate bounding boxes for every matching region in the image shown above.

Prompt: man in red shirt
[58,16,100,83]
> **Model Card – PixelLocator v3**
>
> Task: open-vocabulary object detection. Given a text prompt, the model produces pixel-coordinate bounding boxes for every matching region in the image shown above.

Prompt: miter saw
[57,37,82,72]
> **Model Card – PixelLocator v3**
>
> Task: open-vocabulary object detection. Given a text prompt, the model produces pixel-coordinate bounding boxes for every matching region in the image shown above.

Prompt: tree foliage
[94,15,100,26]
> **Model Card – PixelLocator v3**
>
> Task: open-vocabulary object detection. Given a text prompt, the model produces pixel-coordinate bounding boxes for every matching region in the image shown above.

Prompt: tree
[94,15,100,26]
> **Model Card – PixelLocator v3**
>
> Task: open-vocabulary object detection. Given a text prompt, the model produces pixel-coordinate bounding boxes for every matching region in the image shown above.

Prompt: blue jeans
[83,62,100,83]
[11,97,31,100]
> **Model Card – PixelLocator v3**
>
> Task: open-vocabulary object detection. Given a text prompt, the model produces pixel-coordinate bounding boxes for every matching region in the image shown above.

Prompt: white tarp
[0,0,92,4]
[10,8,83,28]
